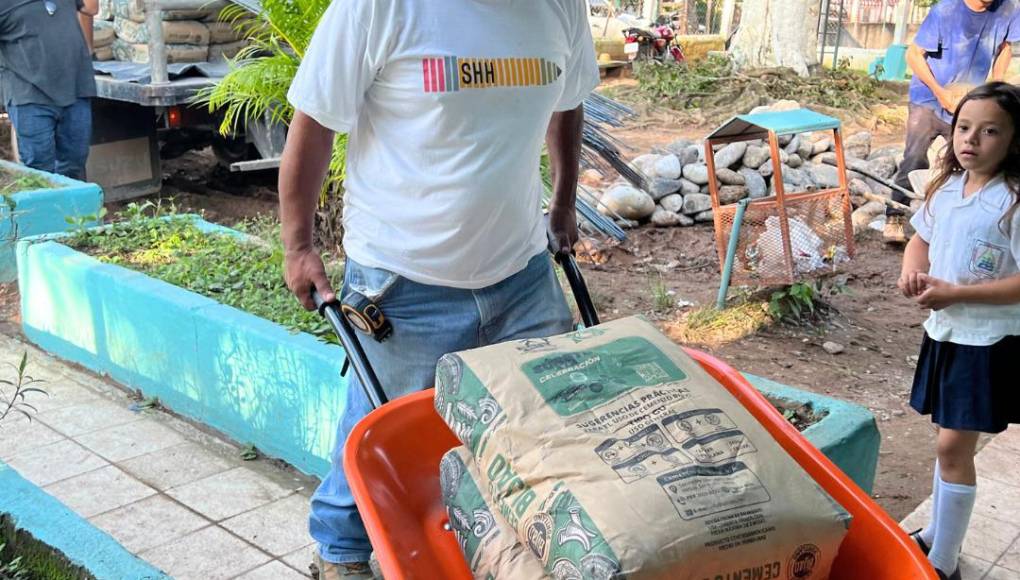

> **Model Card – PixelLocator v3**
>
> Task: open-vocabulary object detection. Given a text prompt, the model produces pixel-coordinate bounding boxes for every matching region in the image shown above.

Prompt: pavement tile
[988,428,1020,456]
[973,477,1020,525]
[996,536,1020,573]
[140,525,271,580]
[961,513,1020,564]
[6,438,108,486]
[280,544,316,578]
[957,554,992,579]
[76,419,185,463]
[985,565,1020,579]
[166,466,295,522]
[234,560,308,580]
[37,399,142,437]
[0,414,66,461]
[44,465,156,518]
[89,495,211,553]
[900,497,934,534]
[118,441,238,491]
[222,494,312,557]
[975,444,1020,489]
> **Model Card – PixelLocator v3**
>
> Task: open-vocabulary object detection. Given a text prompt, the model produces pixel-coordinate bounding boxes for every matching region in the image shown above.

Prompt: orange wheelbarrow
[315,253,936,580]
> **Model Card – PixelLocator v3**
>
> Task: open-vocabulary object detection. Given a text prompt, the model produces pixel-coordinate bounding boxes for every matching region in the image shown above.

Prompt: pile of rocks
[598,126,906,230]
[95,0,244,65]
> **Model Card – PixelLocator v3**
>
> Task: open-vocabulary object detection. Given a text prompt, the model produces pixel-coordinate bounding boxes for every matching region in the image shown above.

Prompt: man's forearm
[79,13,93,53]
[991,41,1012,81]
[954,274,1020,305]
[545,105,584,210]
[907,45,944,98]
[279,111,335,252]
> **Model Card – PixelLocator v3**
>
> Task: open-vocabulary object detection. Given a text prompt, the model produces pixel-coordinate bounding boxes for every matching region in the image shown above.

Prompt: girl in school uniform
[898,81,1020,580]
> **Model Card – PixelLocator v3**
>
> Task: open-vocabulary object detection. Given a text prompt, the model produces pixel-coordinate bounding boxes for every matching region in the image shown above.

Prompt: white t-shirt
[910,173,1020,346]
[288,0,599,289]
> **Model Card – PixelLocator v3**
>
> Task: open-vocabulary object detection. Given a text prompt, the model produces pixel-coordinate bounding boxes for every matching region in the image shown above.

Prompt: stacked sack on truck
[436,316,853,579]
[98,0,242,64]
[92,20,116,61]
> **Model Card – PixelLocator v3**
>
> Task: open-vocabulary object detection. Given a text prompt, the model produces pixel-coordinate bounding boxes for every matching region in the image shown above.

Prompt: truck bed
[95,75,218,108]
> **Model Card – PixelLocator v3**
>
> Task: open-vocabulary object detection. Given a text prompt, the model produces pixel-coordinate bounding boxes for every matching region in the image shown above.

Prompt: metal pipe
[716,198,751,310]
[144,0,168,84]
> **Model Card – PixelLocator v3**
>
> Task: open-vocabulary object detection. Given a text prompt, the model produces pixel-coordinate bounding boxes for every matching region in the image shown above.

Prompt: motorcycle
[623,24,685,64]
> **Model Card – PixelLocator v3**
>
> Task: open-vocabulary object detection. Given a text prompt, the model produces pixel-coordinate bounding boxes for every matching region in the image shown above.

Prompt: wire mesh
[714,189,853,286]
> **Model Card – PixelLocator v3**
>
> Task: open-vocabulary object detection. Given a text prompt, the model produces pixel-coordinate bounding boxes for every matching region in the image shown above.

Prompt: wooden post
[144,0,168,85]
[767,132,797,284]
[833,128,857,258]
[705,138,729,272]
[720,0,737,38]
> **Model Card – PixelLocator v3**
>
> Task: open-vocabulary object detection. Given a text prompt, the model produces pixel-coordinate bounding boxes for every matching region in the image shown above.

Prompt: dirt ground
[0,87,946,521]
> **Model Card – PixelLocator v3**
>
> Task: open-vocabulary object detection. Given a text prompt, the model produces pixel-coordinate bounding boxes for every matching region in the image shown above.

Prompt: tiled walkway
[900,428,1020,579]
[0,332,318,579]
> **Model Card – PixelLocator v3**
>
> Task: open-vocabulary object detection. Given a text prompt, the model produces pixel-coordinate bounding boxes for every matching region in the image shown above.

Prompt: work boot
[884,215,908,244]
[312,554,374,580]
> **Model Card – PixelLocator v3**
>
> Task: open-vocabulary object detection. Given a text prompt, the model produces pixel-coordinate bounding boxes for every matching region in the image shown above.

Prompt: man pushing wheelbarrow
[277,1,600,577]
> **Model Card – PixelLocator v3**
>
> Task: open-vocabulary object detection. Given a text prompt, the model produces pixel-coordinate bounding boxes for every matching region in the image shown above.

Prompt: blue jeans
[310,251,573,564]
[8,99,92,180]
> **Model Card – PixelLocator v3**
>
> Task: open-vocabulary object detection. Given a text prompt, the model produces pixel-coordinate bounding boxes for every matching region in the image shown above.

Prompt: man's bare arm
[545,104,584,255]
[279,111,337,309]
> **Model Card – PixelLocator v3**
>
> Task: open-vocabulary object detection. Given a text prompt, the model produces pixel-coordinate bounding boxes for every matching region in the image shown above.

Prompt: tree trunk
[728,0,820,77]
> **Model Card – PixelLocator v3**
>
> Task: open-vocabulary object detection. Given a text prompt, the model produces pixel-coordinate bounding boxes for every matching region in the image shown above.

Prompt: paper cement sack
[441,447,550,579]
[111,0,221,22]
[93,20,116,48]
[111,39,209,64]
[114,17,210,45]
[435,316,851,580]
[206,21,244,44]
[208,41,246,62]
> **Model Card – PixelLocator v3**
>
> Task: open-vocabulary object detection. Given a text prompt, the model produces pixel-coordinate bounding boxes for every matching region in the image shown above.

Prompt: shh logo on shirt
[422,56,562,93]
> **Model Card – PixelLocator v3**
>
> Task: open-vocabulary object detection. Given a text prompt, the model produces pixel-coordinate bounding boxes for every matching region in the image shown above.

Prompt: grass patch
[665,300,772,347]
[0,514,94,580]
[65,204,341,343]
[0,170,52,197]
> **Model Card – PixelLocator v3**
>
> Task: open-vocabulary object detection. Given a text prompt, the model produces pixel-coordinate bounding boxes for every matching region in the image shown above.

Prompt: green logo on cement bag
[440,451,497,566]
[526,489,621,580]
[522,337,687,416]
[436,355,503,455]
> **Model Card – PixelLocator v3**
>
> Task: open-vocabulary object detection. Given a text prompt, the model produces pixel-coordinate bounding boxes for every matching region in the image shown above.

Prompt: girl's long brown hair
[924,81,1020,232]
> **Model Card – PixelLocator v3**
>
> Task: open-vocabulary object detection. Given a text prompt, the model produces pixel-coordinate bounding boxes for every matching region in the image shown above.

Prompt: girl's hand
[898,270,928,298]
[916,274,959,311]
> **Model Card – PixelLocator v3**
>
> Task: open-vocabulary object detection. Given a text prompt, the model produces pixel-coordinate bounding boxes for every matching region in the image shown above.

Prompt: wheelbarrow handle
[553,250,601,328]
[314,290,389,409]
[314,250,599,411]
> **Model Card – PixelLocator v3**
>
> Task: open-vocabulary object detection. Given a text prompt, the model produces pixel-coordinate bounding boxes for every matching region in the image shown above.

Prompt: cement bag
[111,39,209,64]
[441,447,550,580]
[206,21,243,44]
[111,0,216,22]
[93,20,115,47]
[435,316,851,580]
[114,17,210,45]
[208,41,246,61]
[94,45,114,61]
[97,0,113,20]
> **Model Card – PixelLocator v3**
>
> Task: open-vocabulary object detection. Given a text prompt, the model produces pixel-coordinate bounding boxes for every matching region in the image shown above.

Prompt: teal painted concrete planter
[17,219,348,478]
[0,461,167,579]
[16,218,879,490]
[0,160,103,282]
[744,373,881,493]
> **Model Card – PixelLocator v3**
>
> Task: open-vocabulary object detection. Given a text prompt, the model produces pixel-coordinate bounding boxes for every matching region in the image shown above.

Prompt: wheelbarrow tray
[343,348,936,580]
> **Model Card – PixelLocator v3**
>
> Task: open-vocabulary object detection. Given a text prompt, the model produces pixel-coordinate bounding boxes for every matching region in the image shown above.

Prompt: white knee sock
[919,460,940,546]
[928,478,976,574]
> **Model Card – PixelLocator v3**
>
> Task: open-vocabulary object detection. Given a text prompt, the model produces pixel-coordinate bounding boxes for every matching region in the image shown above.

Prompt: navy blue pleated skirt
[910,333,1020,433]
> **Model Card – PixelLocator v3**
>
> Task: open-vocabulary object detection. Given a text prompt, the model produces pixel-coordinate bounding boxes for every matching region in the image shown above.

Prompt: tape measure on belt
[341,291,393,342]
